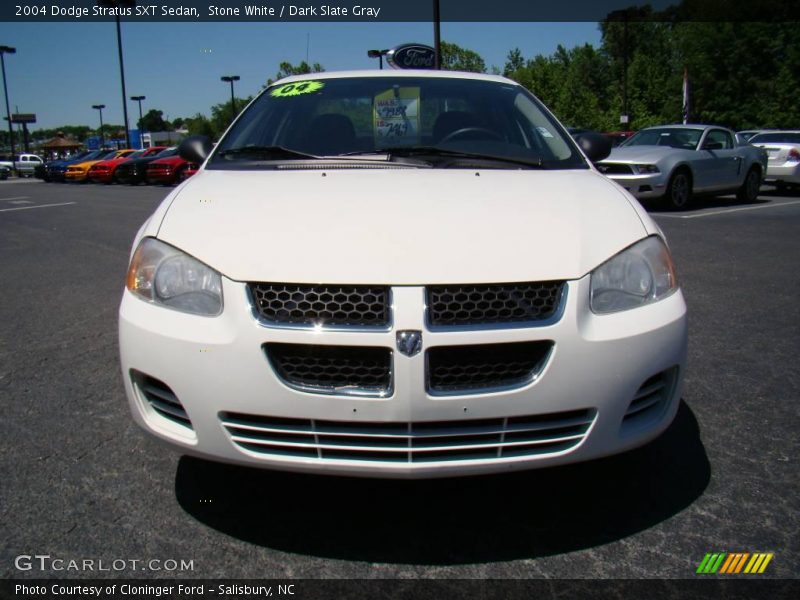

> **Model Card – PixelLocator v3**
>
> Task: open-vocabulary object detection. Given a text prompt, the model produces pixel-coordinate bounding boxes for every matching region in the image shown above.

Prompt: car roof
[271,69,518,87]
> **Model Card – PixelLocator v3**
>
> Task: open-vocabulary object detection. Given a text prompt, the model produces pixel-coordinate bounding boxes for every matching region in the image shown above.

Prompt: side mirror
[178,135,213,164]
[702,141,724,151]
[574,131,612,163]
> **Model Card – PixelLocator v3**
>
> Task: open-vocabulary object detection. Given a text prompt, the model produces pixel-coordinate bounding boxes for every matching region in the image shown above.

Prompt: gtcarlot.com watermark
[14,554,194,573]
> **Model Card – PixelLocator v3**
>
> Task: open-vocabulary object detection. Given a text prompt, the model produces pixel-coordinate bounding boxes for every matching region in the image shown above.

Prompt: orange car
[65,149,135,182]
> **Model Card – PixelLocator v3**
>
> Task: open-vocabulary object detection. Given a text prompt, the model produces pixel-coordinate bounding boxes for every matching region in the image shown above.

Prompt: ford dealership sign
[386,44,436,70]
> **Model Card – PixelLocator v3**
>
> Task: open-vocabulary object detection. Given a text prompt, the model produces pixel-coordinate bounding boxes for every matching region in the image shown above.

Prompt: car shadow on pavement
[644,196,769,213]
[174,400,709,565]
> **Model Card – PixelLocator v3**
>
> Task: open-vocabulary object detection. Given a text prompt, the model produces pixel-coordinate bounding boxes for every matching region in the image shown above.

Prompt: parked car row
[35,147,198,186]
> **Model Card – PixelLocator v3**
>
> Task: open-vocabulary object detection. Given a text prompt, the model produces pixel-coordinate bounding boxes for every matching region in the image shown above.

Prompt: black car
[0,165,10,180]
[115,147,177,184]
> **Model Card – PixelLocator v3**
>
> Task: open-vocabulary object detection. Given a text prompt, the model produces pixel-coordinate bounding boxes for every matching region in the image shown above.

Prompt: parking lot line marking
[654,200,800,219]
[0,196,31,201]
[0,202,76,213]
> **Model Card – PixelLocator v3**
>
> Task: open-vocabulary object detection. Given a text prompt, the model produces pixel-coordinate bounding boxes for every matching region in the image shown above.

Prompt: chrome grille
[131,371,192,429]
[250,283,390,328]
[426,282,565,328]
[265,343,392,396]
[427,342,553,394]
[220,409,595,463]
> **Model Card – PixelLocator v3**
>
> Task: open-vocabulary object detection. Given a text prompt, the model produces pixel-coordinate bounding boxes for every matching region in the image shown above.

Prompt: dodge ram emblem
[396,330,423,357]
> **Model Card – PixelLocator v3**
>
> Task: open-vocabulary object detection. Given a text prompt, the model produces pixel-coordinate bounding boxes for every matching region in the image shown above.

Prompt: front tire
[736,167,761,202]
[665,169,692,210]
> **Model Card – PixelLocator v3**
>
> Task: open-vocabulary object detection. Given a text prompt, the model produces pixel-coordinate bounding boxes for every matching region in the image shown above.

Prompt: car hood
[156,168,648,284]
[602,146,684,164]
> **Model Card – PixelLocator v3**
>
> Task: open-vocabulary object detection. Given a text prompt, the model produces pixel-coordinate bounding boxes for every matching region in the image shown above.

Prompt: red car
[88,147,165,184]
[146,155,198,185]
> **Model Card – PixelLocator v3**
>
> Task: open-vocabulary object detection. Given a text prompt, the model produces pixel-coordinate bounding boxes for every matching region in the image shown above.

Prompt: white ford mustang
[119,70,687,478]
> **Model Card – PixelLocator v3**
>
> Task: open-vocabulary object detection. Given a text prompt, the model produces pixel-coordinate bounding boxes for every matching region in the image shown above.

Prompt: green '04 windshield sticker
[270,80,325,98]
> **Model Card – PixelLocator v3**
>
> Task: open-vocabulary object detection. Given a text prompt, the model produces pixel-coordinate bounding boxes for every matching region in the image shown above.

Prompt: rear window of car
[749,132,800,144]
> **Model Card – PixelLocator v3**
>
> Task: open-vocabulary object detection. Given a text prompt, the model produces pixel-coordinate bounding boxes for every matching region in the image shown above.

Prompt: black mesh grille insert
[265,343,392,395]
[426,282,565,327]
[131,371,193,429]
[596,163,635,175]
[250,283,390,327]
[427,342,553,393]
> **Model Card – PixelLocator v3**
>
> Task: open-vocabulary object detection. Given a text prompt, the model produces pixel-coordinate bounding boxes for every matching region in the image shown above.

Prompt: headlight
[126,237,223,316]
[590,236,677,314]
[633,164,660,174]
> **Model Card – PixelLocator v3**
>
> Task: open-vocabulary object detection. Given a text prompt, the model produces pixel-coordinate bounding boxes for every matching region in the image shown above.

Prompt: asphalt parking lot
[0,179,798,580]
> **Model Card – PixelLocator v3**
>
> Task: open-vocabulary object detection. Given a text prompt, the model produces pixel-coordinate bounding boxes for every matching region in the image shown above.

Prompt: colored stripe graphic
[719,553,738,574]
[698,552,773,574]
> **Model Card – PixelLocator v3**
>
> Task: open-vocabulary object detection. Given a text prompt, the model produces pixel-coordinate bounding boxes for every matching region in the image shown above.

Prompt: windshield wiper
[345,146,545,169]
[216,145,320,161]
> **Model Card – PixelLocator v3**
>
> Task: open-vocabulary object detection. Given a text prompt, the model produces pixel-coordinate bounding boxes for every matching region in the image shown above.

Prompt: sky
[0,21,601,132]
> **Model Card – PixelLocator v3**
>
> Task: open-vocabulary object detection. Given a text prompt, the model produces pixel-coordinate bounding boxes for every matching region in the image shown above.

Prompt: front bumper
[146,169,174,184]
[604,172,669,199]
[65,170,88,181]
[88,170,113,183]
[119,276,687,478]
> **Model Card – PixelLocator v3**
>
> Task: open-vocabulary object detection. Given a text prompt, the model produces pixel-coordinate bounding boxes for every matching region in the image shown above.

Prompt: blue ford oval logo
[396,330,423,357]
[387,44,436,70]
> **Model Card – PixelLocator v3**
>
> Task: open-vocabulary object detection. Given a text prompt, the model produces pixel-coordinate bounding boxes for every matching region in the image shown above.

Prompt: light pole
[367,49,389,69]
[131,95,145,148]
[92,104,106,149]
[221,75,240,124]
[97,1,134,148]
[433,0,441,69]
[0,45,16,165]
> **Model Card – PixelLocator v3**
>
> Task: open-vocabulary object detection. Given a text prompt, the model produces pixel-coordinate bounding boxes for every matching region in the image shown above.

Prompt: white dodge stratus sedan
[119,70,687,478]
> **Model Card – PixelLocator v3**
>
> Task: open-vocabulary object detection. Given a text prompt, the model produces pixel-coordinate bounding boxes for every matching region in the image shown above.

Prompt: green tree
[269,61,324,85]
[440,41,486,73]
[139,109,168,132]
[184,113,215,138]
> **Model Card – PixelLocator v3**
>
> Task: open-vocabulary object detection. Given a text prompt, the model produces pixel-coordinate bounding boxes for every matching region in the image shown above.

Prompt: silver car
[748,130,800,192]
[597,125,767,209]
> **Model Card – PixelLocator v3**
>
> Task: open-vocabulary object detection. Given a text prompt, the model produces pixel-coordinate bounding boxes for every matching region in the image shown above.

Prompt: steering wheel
[439,127,503,144]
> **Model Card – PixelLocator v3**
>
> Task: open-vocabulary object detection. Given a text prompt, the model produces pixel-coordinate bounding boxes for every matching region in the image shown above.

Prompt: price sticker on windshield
[373,87,420,146]
[270,80,325,98]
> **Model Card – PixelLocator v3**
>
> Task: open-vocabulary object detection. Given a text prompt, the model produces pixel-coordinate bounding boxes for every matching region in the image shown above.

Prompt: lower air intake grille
[249,283,390,328]
[265,343,392,396]
[426,282,565,328]
[220,409,595,463]
[427,341,553,394]
[132,371,193,429]
[623,368,677,424]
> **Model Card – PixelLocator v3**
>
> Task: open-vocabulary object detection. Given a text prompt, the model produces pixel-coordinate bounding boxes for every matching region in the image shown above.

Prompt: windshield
[749,132,800,144]
[622,127,703,150]
[210,75,585,170]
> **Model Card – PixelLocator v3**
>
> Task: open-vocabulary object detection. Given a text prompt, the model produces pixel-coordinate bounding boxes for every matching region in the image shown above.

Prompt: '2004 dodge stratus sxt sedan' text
[119,70,687,478]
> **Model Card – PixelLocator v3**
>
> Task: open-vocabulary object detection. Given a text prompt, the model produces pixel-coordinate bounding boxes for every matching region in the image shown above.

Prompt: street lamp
[92,104,106,149]
[433,0,441,69]
[96,1,135,149]
[367,49,389,69]
[130,95,145,148]
[0,45,16,164]
[221,75,240,123]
